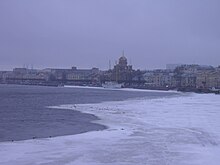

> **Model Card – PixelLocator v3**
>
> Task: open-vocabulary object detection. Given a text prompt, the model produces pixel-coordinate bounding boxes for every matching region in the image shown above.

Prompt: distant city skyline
[1,0,220,71]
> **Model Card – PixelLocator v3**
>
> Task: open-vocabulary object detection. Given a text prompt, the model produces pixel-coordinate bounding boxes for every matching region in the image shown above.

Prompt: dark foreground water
[0,85,178,142]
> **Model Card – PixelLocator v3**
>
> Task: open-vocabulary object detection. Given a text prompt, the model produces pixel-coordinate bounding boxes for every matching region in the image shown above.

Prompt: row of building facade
[142,64,220,91]
[0,56,220,92]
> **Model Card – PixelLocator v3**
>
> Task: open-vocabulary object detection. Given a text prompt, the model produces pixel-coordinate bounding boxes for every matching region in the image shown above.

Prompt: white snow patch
[1,93,220,165]
[64,85,180,93]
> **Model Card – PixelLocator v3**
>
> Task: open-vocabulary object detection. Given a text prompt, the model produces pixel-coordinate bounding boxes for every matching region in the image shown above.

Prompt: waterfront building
[173,64,215,88]
[143,70,174,88]
[180,73,197,88]
[42,67,100,81]
[66,67,100,81]
[196,70,220,89]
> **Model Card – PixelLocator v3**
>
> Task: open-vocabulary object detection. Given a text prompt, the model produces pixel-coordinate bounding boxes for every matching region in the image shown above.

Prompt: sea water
[0,84,177,142]
[1,85,219,165]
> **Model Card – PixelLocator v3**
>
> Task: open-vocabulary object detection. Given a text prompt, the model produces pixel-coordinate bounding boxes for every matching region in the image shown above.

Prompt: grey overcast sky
[0,0,220,70]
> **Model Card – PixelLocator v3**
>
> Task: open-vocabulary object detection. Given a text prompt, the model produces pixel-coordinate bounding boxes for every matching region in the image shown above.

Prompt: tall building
[111,54,133,82]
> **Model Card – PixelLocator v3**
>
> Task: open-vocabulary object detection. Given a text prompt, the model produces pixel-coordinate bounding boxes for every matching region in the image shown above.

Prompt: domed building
[111,53,133,82]
[118,55,128,68]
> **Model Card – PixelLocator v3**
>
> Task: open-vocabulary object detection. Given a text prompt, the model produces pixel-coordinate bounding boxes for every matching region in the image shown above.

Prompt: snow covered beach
[1,92,220,165]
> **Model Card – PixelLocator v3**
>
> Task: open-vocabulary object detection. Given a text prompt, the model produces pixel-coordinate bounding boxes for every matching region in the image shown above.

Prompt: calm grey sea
[0,85,178,142]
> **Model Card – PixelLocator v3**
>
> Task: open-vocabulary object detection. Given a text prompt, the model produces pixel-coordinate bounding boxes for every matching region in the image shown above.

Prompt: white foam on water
[64,85,180,93]
[1,93,220,165]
